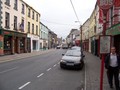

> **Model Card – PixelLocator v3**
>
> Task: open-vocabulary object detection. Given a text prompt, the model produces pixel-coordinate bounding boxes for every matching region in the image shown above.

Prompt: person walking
[105,46,120,90]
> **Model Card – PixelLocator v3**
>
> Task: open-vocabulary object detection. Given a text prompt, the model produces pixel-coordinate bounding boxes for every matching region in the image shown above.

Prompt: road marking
[84,61,87,90]
[53,64,57,67]
[37,73,44,78]
[0,67,18,74]
[47,68,51,71]
[18,82,31,89]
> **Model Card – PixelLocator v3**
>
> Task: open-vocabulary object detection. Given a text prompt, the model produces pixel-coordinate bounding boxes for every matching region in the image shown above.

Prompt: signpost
[97,0,114,90]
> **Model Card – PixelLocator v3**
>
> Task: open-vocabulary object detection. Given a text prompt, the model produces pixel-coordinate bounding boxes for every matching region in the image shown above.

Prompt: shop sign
[3,31,12,36]
[106,23,120,35]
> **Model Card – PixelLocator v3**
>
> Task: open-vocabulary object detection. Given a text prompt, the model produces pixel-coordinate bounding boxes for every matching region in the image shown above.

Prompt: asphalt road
[0,49,85,90]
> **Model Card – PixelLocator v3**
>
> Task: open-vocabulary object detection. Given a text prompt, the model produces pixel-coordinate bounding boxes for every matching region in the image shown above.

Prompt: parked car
[71,46,81,51]
[60,50,84,70]
[62,44,68,49]
[56,45,61,49]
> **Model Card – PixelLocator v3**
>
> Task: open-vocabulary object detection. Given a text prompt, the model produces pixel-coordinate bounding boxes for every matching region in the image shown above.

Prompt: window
[14,16,17,30]
[32,24,34,34]
[28,8,31,17]
[32,11,34,20]
[5,0,10,6]
[5,12,10,28]
[36,25,38,35]
[20,19,24,32]
[36,14,38,22]
[22,4,25,14]
[28,22,30,33]
[14,0,18,10]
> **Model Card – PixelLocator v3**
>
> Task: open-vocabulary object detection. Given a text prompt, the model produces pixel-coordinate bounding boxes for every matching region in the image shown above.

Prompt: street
[0,49,85,90]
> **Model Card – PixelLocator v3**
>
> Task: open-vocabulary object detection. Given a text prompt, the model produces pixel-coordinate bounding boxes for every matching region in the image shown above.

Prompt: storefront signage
[106,23,120,35]
[3,31,13,36]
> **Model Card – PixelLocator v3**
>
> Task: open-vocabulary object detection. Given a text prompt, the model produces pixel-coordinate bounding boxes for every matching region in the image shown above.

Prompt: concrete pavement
[0,49,55,63]
[85,52,116,90]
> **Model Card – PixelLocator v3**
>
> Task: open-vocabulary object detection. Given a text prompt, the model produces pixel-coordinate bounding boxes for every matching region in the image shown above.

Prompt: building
[88,6,96,54]
[48,30,57,49]
[106,3,120,54]
[40,22,48,50]
[67,29,80,47]
[26,3,40,52]
[81,19,90,52]
[0,0,28,55]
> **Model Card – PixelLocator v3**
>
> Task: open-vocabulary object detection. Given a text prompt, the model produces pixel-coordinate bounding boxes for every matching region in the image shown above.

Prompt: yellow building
[88,6,96,53]
[25,3,40,52]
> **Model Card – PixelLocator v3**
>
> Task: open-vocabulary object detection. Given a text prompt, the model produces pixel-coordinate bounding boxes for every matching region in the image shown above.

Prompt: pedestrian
[105,46,120,90]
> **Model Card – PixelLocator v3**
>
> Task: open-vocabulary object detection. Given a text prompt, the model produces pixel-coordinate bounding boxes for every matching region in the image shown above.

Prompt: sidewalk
[85,52,115,90]
[0,49,55,63]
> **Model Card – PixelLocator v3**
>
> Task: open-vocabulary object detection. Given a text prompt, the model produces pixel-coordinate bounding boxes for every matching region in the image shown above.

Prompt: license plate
[67,63,74,66]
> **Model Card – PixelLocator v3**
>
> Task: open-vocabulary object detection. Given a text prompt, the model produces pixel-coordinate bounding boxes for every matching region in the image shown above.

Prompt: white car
[60,50,84,70]
[71,46,81,51]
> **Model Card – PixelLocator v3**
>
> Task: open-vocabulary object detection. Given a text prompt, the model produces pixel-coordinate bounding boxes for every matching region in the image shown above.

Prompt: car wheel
[79,61,84,70]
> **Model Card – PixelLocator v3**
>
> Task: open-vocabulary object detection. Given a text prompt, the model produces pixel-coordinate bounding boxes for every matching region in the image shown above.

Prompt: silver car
[60,50,84,70]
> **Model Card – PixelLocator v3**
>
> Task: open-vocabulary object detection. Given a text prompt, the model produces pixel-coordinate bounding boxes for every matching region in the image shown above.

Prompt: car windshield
[71,46,81,50]
[65,50,81,57]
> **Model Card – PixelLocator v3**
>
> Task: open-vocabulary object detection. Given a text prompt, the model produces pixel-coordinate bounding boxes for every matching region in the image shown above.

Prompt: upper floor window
[5,0,10,6]
[28,22,30,33]
[36,25,38,35]
[28,8,31,17]
[32,11,34,20]
[5,12,10,29]
[14,16,17,30]
[21,4,25,14]
[19,19,24,32]
[14,0,18,10]
[32,24,34,34]
[36,14,38,22]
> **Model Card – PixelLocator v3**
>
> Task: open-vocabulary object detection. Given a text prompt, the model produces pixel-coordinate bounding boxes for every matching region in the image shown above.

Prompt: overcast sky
[25,0,97,39]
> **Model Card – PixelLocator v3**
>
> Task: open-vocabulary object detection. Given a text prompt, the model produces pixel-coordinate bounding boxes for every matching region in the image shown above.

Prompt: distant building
[40,22,48,50]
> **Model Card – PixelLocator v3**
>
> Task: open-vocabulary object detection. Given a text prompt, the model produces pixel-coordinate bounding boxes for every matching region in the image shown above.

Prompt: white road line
[47,68,51,71]
[53,64,57,67]
[84,61,87,90]
[18,82,31,89]
[0,67,18,74]
[37,73,44,78]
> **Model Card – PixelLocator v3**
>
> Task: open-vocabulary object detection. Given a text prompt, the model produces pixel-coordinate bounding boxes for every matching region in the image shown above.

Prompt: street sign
[97,0,114,10]
[99,35,111,54]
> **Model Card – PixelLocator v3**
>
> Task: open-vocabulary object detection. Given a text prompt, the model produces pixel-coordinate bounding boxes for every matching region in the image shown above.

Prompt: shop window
[4,36,11,50]
[20,38,24,48]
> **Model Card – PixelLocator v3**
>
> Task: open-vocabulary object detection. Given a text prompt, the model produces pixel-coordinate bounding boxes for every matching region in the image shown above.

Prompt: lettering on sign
[99,0,113,6]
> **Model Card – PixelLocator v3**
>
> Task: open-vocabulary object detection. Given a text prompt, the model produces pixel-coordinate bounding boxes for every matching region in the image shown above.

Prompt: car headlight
[60,60,66,63]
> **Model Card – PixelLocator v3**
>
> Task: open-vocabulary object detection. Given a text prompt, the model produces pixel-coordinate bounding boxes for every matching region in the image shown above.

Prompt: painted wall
[26,4,40,36]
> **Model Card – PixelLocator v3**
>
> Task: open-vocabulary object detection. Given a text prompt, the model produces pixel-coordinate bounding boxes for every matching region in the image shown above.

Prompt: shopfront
[106,23,120,54]
[0,29,27,55]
